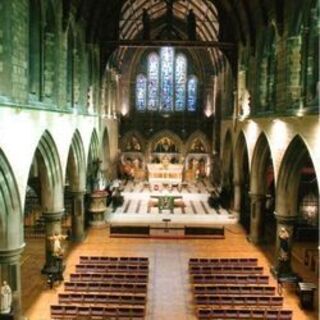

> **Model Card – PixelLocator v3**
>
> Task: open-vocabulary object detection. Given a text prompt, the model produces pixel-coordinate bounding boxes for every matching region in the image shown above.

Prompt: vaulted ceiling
[63,0,286,72]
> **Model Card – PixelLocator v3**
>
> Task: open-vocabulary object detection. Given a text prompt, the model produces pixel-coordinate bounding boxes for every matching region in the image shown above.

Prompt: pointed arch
[31,130,64,212]
[148,129,183,154]
[175,53,187,111]
[234,131,250,231]
[0,149,23,250]
[250,133,275,194]
[147,52,160,110]
[66,23,75,108]
[66,129,86,192]
[276,135,319,217]
[28,0,44,99]
[185,130,210,153]
[136,74,147,111]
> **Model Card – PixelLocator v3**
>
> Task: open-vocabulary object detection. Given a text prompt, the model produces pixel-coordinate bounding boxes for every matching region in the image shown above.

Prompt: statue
[48,232,68,257]
[0,281,12,314]
[278,227,291,275]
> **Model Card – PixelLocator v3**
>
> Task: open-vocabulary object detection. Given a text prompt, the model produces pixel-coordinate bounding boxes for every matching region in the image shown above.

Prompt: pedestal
[89,191,108,227]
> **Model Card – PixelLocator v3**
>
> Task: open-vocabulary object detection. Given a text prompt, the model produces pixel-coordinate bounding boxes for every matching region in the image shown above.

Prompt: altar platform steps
[109,224,225,239]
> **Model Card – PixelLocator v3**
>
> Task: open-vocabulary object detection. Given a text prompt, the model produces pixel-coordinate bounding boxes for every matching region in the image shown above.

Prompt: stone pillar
[249,193,266,244]
[233,180,241,213]
[42,210,64,274]
[271,212,297,277]
[71,191,85,242]
[0,245,25,319]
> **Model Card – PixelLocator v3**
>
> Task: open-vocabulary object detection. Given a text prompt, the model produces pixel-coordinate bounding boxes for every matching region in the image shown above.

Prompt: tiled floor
[22,224,318,320]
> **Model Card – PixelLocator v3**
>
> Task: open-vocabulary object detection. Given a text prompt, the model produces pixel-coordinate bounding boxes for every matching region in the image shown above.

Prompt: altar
[147,163,183,185]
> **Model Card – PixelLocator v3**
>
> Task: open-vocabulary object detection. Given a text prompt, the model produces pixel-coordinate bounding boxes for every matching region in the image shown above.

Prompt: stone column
[0,245,25,319]
[249,193,266,244]
[271,212,297,277]
[41,210,64,274]
[233,180,241,213]
[71,191,86,242]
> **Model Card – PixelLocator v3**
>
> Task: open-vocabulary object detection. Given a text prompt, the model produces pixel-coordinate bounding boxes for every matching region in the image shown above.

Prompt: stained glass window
[187,76,197,111]
[147,53,159,111]
[135,47,198,112]
[160,47,174,111]
[175,54,187,111]
[136,74,147,111]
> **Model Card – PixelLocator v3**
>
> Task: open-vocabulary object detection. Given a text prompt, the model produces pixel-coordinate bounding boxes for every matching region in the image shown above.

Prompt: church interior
[0,0,319,319]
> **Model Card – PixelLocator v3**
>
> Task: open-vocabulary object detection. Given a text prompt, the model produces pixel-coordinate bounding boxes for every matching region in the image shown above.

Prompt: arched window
[29,0,43,99]
[135,47,198,112]
[66,29,74,108]
[147,53,159,111]
[187,76,198,111]
[160,47,174,111]
[136,74,147,111]
[175,54,187,111]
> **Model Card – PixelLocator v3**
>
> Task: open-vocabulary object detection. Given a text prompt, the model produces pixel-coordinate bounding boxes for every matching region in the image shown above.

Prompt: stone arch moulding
[87,128,100,162]
[234,131,250,185]
[185,130,211,154]
[120,130,146,153]
[66,129,86,192]
[32,130,64,213]
[276,134,319,218]
[250,132,275,194]
[0,148,23,250]
[147,129,184,155]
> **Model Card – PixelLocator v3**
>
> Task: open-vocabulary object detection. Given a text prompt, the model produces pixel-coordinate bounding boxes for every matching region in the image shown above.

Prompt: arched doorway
[273,135,319,275]
[234,132,250,233]
[250,133,276,246]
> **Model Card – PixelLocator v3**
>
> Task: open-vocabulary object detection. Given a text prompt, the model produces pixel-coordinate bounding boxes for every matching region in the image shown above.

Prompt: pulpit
[88,191,108,227]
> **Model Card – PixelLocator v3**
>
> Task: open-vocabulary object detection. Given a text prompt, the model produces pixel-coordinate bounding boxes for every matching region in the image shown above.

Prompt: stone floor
[21,224,318,320]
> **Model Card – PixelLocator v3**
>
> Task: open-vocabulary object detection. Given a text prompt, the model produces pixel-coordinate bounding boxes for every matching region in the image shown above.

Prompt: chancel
[0,0,318,319]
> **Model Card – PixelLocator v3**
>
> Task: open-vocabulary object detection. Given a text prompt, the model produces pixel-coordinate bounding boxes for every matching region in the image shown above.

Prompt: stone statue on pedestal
[49,232,68,257]
[0,281,12,314]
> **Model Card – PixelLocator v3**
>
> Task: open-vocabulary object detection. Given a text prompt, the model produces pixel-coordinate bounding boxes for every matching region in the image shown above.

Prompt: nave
[22,226,317,320]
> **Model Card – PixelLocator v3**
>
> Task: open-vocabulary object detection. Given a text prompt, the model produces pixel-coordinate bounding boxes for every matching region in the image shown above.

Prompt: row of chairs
[51,256,149,319]
[189,257,258,266]
[76,264,149,274]
[70,272,148,283]
[191,274,269,285]
[193,284,276,295]
[196,308,292,320]
[190,265,264,275]
[79,256,149,265]
[194,295,284,307]
[189,258,292,320]
[58,292,146,305]
[51,305,145,319]
[65,281,147,293]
